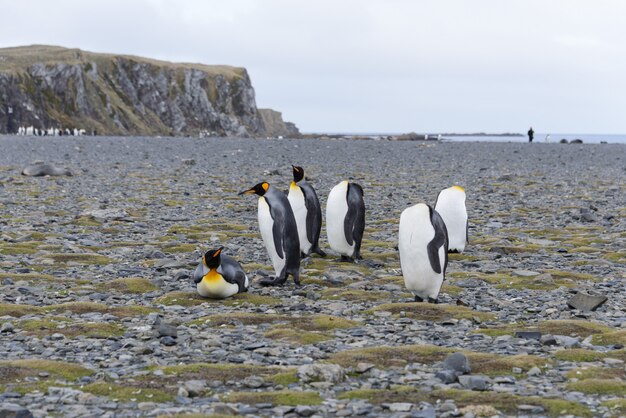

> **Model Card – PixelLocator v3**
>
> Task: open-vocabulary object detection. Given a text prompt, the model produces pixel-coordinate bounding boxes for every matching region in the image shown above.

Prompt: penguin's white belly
[399,207,443,300]
[288,185,312,254]
[326,182,354,256]
[436,205,467,252]
[197,272,239,299]
[258,197,285,276]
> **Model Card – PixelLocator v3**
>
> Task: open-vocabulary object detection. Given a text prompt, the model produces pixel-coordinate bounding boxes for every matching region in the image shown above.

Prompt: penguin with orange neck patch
[239,182,301,286]
[193,247,249,299]
[287,165,326,258]
[434,186,468,253]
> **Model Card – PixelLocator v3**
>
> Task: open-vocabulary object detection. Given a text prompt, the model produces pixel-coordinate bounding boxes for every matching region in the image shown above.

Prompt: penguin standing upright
[326,180,365,261]
[434,186,468,253]
[239,182,301,286]
[287,165,326,258]
[192,247,249,299]
[398,203,449,303]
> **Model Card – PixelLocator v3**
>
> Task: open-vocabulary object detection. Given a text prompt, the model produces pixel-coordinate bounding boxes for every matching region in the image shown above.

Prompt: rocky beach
[0,136,624,417]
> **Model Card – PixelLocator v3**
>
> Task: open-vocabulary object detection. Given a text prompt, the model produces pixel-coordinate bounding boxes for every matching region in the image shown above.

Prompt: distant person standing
[528,127,534,143]
[545,134,551,143]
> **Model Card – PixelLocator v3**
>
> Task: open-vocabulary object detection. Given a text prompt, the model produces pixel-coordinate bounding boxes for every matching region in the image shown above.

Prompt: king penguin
[398,203,449,303]
[326,180,365,261]
[192,247,249,299]
[434,186,468,253]
[287,165,326,258]
[239,182,301,286]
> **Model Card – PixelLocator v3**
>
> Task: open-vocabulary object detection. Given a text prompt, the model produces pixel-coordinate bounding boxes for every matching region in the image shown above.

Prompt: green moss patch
[566,367,625,381]
[370,302,495,321]
[0,303,43,317]
[17,317,124,338]
[41,253,114,265]
[602,399,626,416]
[106,278,159,293]
[468,353,552,376]
[328,345,455,368]
[154,363,297,386]
[566,379,626,395]
[592,330,626,346]
[0,359,93,382]
[45,302,155,317]
[265,329,332,345]
[191,312,357,332]
[161,243,198,253]
[221,390,322,406]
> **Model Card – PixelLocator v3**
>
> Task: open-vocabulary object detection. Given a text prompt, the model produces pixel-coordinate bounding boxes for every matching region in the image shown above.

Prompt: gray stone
[540,334,557,346]
[436,370,458,384]
[155,321,178,338]
[355,363,375,373]
[458,375,491,391]
[554,335,581,348]
[515,331,541,340]
[0,323,14,333]
[512,270,541,277]
[243,375,264,388]
[297,364,344,383]
[443,352,471,374]
[213,403,238,415]
[184,380,206,397]
[0,403,33,418]
[527,366,542,376]
[388,403,413,412]
[567,293,608,311]
[295,406,316,417]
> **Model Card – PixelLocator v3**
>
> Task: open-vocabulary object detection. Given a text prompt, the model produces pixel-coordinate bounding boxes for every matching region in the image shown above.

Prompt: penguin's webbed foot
[427,297,439,304]
[313,248,327,257]
[300,251,309,259]
[340,255,355,263]
[414,295,424,303]
[448,249,460,254]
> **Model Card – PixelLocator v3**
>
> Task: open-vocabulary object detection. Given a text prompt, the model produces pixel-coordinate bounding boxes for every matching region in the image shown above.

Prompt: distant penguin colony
[326,180,365,261]
[434,186,468,253]
[184,160,468,304]
[239,182,301,286]
[399,203,449,303]
[287,165,326,257]
[16,126,88,136]
[192,247,248,299]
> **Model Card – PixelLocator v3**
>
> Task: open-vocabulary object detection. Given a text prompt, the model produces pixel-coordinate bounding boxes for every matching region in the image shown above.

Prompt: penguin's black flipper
[267,202,285,260]
[191,264,205,284]
[466,220,469,244]
[232,271,248,293]
[347,183,365,258]
[427,207,449,275]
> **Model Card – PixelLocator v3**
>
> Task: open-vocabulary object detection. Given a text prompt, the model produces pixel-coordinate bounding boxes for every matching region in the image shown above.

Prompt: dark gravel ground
[0,135,624,418]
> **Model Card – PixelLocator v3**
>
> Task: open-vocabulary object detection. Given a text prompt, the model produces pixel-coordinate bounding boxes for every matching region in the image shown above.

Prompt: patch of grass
[0,303,43,317]
[566,367,625,381]
[542,269,599,281]
[321,289,394,302]
[0,272,55,281]
[161,243,198,253]
[468,353,552,376]
[553,349,607,362]
[604,252,626,263]
[448,253,479,262]
[221,390,322,406]
[154,363,297,386]
[370,302,495,321]
[566,379,626,395]
[81,382,174,402]
[45,302,155,318]
[191,312,357,332]
[18,318,125,338]
[42,253,114,265]
[338,388,590,417]
[106,278,159,293]
[0,359,93,383]
[265,329,332,345]
[0,243,40,255]
[329,345,455,368]
[592,330,626,346]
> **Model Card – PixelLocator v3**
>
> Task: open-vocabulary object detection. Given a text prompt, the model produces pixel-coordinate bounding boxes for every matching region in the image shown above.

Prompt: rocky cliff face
[0,45,299,137]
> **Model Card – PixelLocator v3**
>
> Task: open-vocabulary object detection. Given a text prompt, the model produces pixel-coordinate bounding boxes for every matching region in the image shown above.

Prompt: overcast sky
[1,0,625,134]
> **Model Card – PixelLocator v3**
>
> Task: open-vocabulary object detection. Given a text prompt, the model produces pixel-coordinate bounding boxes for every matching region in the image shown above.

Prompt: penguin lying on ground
[239,182,301,286]
[192,247,249,299]
[326,180,365,262]
[398,203,449,303]
[22,163,72,177]
[434,186,468,253]
[287,165,326,258]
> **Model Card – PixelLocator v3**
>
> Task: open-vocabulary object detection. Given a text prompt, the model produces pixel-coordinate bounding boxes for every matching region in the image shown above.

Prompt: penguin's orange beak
[238,187,256,195]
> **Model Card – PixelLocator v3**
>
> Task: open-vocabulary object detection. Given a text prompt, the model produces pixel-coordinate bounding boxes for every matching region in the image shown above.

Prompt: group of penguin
[192,165,468,304]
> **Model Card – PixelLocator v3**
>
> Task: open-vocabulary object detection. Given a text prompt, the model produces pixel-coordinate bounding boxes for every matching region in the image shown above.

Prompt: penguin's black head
[292,165,305,183]
[239,182,269,196]
[203,247,224,269]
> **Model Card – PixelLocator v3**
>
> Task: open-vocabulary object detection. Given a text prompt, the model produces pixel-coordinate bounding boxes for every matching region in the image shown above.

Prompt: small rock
[388,403,412,412]
[0,323,14,333]
[155,321,178,338]
[436,370,458,384]
[512,270,540,277]
[177,387,189,398]
[295,405,316,417]
[567,293,608,311]
[443,352,471,374]
[49,333,65,341]
[243,375,264,389]
[517,404,545,413]
[540,334,557,346]
[602,358,624,366]
[213,403,238,415]
[0,403,33,418]
[527,367,542,376]
[554,335,580,348]
[355,363,375,373]
[515,331,541,340]
[160,336,177,346]
[458,375,491,391]
[297,364,344,383]
[184,380,206,397]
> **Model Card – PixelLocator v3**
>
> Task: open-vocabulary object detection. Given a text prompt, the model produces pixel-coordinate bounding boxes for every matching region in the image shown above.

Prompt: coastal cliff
[0,45,299,137]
